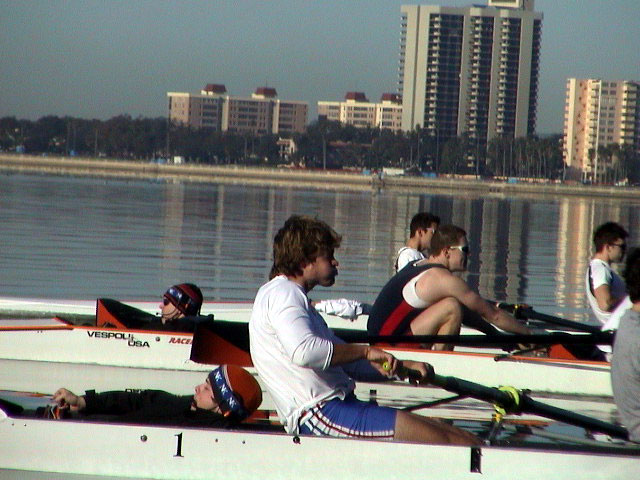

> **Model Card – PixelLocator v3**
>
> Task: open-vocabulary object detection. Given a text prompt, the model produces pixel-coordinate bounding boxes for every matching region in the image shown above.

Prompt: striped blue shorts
[299,395,396,440]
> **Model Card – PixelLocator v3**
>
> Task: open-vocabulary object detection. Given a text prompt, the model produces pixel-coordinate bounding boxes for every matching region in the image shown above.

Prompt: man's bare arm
[442,275,532,335]
[594,284,621,312]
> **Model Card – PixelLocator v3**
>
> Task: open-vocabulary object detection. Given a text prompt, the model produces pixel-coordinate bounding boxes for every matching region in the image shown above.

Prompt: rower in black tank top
[367,263,446,336]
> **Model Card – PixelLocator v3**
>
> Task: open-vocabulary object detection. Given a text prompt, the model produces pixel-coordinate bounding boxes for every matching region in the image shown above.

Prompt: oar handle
[381,361,425,383]
[495,302,526,318]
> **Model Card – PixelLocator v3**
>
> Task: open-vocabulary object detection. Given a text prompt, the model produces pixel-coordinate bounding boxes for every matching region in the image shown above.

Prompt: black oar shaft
[518,396,628,439]
[520,310,601,334]
[194,319,611,352]
[430,373,516,406]
[428,373,628,440]
[335,331,614,347]
[496,303,601,334]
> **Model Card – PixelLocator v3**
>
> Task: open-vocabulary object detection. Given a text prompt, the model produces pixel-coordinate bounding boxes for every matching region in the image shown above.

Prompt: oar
[402,394,468,412]
[188,320,615,366]
[345,331,614,347]
[0,325,73,331]
[389,362,629,440]
[493,345,544,361]
[498,303,601,334]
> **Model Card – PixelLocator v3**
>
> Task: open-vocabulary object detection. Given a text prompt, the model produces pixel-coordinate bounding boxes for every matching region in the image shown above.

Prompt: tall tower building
[563,78,640,181]
[399,0,542,148]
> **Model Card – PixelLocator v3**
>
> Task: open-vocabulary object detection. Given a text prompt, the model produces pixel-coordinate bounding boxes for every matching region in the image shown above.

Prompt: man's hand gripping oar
[365,347,433,384]
[379,357,434,385]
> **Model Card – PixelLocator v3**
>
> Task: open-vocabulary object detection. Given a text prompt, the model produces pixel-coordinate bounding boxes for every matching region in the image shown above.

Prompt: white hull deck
[0,358,619,426]
[0,294,606,345]
[1,410,638,480]
[0,317,612,397]
[0,295,369,330]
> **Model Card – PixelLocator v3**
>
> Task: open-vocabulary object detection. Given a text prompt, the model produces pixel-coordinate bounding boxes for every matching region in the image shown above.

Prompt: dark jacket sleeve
[81,390,237,428]
[82,390,172,415]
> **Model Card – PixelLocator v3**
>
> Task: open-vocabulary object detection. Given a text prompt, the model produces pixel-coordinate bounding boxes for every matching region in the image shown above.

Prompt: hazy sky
[1,0,638,133]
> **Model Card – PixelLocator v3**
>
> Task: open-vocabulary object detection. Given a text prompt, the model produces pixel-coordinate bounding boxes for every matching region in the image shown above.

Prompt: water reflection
[2,173,640,322]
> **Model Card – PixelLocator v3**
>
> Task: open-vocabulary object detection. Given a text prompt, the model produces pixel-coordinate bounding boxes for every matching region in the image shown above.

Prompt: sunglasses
[450,245,470,254]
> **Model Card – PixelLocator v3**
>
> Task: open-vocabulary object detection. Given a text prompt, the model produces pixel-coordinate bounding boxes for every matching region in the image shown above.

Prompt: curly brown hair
[269,215,342,279]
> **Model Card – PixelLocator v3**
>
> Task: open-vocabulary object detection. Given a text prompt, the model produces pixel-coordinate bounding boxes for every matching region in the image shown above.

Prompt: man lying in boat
[250,215,479,446]
[47,364,262,428]
[367,225,531,350]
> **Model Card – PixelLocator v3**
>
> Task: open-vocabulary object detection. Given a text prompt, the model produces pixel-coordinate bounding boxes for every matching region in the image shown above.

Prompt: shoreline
[1,153,639,200]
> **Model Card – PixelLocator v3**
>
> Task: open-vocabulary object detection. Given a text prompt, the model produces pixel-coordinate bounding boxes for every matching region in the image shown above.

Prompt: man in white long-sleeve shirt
[249,215,477,445]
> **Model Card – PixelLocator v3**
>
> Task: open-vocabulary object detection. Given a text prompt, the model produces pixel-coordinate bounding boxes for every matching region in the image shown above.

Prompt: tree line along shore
[1,153,639,200]
[3,115,640,189]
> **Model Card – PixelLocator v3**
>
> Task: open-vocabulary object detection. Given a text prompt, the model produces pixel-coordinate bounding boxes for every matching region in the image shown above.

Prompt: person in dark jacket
[50,364,262,428]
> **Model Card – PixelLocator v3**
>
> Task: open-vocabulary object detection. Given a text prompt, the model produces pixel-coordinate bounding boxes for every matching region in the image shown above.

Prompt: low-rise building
[168,85,308,136]
[376,93,403,131]
[317,92,403,131]
[168,84,226,130]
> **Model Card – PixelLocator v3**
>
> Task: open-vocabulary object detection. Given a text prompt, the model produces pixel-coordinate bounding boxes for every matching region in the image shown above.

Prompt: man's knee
[409,297,462,335]
[440,297,463,321]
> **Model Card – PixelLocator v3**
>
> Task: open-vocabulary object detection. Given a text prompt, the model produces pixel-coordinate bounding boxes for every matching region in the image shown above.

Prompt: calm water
[2,172,640,321]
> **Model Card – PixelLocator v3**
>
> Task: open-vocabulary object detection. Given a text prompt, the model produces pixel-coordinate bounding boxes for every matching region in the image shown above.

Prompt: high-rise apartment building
[317,92,403,131]
[167,85,307,136]
[399,0,542,148]
[563,78,640,181]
